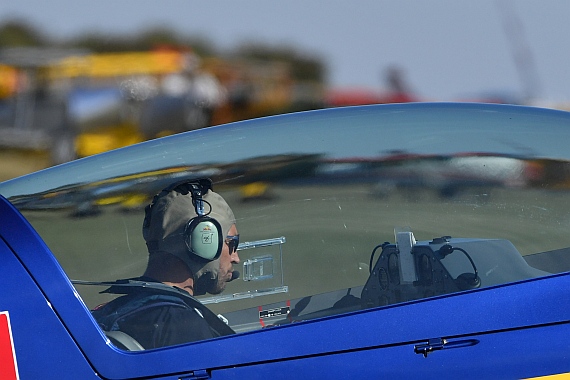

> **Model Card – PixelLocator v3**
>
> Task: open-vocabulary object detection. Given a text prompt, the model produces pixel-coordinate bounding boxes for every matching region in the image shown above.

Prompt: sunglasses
[225,235,240,254]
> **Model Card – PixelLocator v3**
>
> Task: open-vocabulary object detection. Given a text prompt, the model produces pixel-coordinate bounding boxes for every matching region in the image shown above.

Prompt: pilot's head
[142,182,240,295]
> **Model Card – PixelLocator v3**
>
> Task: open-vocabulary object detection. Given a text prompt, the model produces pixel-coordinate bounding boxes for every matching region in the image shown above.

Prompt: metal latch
[180,369,210,380]
[414,338,447,357]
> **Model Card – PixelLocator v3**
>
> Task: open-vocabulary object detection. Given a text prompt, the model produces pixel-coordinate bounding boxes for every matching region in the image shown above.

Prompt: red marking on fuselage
[0,312,19,380]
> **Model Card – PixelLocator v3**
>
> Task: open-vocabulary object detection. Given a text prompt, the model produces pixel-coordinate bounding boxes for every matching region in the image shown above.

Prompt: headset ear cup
[184,216,223,260]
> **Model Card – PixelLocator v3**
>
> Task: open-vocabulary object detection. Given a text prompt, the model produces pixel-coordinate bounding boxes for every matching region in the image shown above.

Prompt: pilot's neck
[144,253,195,295]
[163,279,194,295]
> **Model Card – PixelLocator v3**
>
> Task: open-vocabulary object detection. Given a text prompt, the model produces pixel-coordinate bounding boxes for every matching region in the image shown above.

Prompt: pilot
[92,180,240,349]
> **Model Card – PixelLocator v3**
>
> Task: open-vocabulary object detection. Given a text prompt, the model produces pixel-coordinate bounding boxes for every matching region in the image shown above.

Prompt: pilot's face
[211,224,240,294]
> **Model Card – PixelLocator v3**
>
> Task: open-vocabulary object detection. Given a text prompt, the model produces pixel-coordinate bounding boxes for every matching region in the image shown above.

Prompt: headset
[144,178,224,261]
[183,179,224,261]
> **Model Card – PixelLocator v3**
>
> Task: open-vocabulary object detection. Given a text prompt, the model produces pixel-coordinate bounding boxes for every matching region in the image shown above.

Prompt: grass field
[0,150,51,182]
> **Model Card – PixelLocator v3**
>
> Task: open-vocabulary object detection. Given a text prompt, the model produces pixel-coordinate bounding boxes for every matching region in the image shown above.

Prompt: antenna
[495,0,541,102]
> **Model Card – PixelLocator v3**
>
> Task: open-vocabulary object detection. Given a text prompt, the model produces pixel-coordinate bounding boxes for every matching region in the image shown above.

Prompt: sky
[1,0,569,103]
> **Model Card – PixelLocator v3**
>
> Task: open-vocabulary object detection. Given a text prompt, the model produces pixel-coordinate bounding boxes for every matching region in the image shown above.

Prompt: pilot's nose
[231,250,240,264]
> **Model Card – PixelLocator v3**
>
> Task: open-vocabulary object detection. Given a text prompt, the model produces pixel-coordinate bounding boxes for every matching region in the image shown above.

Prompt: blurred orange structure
[0,47,324,165]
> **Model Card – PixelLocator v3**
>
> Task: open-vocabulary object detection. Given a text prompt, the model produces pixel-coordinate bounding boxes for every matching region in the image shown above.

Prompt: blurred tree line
[0,19,326,171]
[0,20,325,83]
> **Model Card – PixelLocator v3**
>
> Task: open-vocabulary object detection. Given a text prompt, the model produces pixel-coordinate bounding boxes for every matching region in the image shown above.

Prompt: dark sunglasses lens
[227,236,239,253]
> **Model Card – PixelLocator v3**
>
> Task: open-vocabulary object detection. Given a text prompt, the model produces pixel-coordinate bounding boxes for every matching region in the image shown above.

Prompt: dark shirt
[92,278,233,349]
